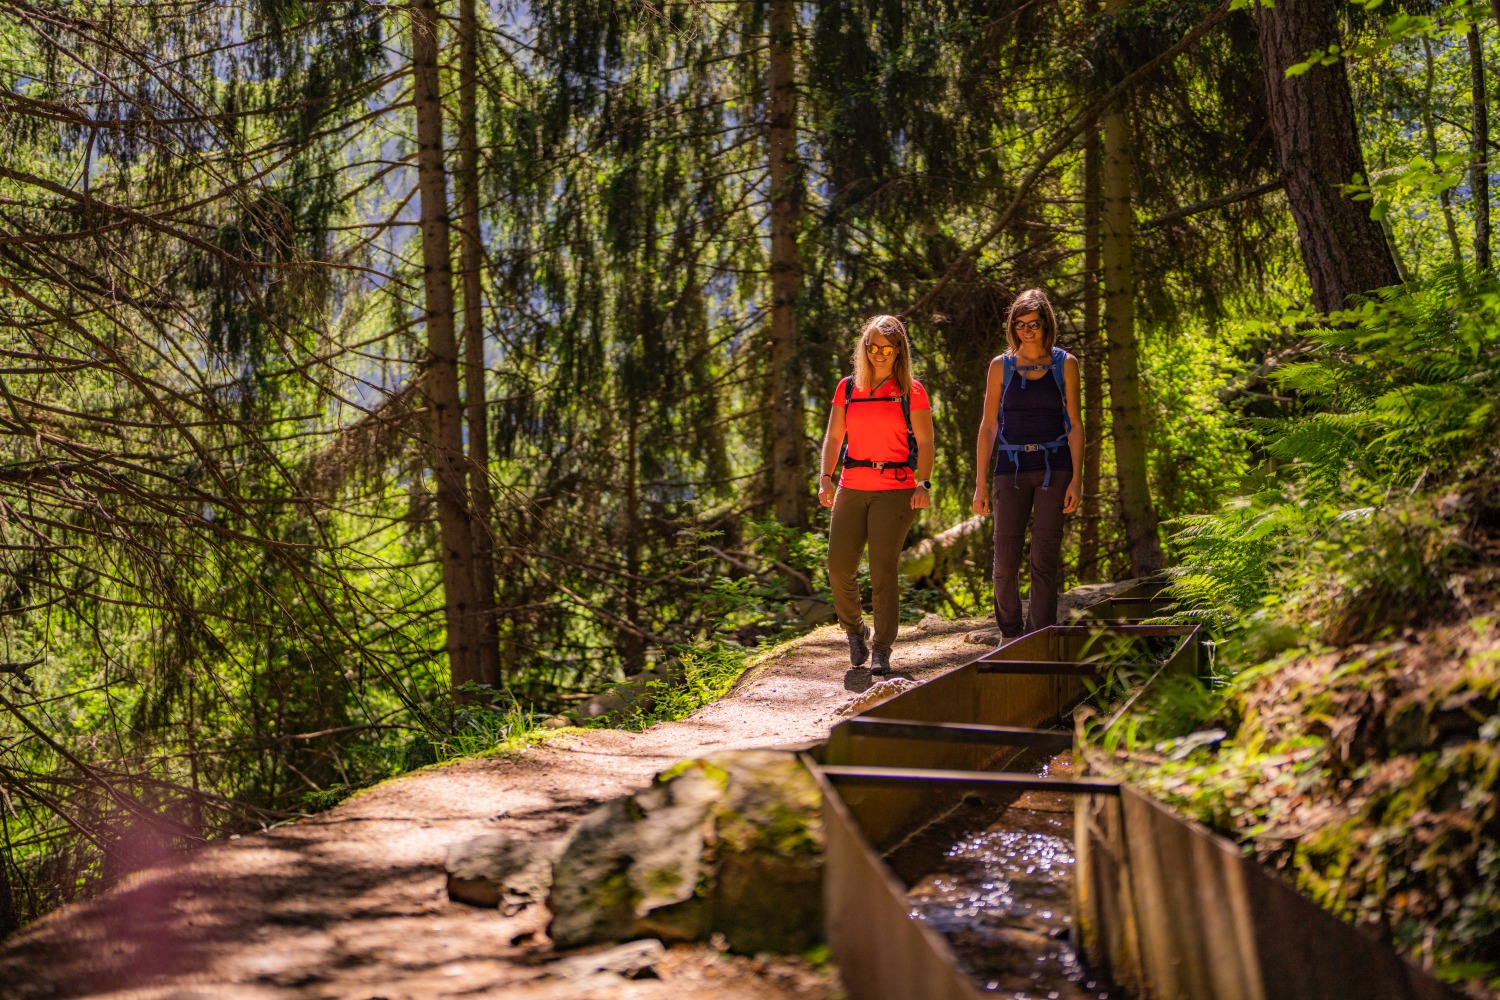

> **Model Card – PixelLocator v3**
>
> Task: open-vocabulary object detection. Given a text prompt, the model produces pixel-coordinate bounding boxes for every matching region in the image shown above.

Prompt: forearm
[819,434,841,478]
[1069,424,1084,477]
[974,427,996,490]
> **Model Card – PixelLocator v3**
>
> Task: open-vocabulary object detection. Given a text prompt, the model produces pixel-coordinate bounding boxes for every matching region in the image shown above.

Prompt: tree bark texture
[0,854,16,939]
[1102,0,1164,577]
[1080,119,1104,583]
[621,405,646,675]
[412,0,484,694]
[768,0,807,529]
[1470,21,1492,273]
[1422,38,1466,270]
[1255,0,1401,312]
[458,0,502,689]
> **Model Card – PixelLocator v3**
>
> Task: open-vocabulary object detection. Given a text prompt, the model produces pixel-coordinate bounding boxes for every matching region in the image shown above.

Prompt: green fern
[1168,271,1500,653]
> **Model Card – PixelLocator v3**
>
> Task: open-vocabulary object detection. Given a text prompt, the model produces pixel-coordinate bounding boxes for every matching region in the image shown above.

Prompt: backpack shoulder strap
[1052,347,1072,435]
[902,383,917,470]
[1001,353,1016,397]
[837,376,852,407]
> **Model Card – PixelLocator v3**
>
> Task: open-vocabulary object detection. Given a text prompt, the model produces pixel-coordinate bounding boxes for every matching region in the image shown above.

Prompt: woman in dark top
[971,289,1083,638]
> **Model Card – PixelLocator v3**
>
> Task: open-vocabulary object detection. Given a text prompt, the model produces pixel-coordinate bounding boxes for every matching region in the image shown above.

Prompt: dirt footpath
[0,613,1018,1000]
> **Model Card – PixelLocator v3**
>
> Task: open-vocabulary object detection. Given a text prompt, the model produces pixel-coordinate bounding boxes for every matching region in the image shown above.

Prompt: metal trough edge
[804,753,989,1000]
[822,765,1120,795]
[841,718,1075,752]
[1075,783,1467,1000]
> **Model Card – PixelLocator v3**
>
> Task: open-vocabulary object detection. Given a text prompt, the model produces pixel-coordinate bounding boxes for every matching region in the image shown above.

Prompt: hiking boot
[846,625,871,667]
[869,648,892,675]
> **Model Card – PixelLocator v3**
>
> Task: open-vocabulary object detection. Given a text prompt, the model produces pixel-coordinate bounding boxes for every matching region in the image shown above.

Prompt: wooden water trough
[802,583,1464,1000]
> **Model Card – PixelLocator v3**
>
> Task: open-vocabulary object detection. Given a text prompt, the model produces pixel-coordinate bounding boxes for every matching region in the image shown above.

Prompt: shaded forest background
[3,0,1500,972]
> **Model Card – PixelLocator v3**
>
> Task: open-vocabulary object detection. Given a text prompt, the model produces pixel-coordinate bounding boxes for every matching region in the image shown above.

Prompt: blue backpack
[994,345,1070,488]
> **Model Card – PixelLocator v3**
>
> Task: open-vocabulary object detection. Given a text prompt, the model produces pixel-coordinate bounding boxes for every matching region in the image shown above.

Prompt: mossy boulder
[547,750,824,953]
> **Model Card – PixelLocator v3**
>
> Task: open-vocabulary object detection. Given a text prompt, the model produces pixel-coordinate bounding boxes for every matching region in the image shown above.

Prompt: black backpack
[836,376,917,481]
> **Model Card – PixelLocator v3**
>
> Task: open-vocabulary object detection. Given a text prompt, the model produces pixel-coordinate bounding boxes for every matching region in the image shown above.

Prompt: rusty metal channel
[801,584,1465,1000]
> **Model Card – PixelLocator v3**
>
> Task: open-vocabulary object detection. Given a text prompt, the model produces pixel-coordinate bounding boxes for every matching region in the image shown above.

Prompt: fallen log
[898,514,991,585]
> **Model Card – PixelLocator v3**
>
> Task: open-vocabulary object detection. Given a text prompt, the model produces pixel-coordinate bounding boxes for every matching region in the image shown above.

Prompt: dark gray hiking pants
[992,468,1072,637]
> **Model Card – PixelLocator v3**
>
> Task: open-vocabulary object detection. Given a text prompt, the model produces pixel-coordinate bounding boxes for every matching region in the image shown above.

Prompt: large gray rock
[547,750,823,954]
[446,834,562,914]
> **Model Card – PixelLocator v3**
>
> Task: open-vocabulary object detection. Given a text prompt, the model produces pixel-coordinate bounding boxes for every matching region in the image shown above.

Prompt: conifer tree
[410,0,487,694]
[1101,0,1165,576]
[1255,0,1402,310]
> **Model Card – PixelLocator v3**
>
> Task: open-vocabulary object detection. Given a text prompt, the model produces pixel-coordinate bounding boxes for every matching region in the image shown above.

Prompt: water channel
[886,752,1119,1000]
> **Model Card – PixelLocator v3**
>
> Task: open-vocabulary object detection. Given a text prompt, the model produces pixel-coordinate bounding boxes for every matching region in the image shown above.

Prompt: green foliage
[4,0,1499,976]
[621,642,751,731]
[1167,271,1500,642]
[1143,321,1255,523]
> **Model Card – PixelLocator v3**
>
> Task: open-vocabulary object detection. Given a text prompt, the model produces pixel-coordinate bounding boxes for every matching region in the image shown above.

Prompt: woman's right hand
[972,485,990,516]
[819,477,836,508]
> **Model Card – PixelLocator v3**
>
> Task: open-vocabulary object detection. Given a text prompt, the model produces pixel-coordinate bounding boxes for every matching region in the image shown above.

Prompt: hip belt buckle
[873,461,888,470]
[1023,443,1041,452]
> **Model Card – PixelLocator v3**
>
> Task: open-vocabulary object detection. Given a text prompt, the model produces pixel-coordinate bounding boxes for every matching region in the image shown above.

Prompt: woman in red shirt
[816,315,935,674]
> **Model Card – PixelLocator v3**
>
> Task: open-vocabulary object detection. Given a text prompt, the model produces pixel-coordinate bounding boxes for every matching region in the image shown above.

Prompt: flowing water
[893,753,1120,1000]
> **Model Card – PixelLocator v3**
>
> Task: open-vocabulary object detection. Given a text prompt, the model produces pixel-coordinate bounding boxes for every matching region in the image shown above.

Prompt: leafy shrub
[1167,270,1500,642]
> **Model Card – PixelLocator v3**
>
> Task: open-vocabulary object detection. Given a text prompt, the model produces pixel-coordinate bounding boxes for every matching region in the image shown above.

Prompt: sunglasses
[1012,318,1044,333]
[865,344,899,358]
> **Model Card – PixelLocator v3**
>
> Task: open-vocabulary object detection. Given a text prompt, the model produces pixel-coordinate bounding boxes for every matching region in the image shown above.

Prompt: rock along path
[0,590,1118,1000]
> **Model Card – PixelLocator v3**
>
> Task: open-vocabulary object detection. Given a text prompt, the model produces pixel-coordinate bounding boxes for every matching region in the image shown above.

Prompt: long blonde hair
[1003,288,1059,355]
[851,314,914,395]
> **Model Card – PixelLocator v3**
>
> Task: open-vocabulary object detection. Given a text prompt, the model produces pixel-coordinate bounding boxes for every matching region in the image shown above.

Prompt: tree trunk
[1101,0,1164,578]
[412,0,484,695]
[1471,21,1492,273]
[1080,118,1104,583]
[767,0,807,531]
[622,403,646,675]
[458,0,501,690]
[1255,0,1401,312]
[0,852,16,939]
[1421,37,1466,271]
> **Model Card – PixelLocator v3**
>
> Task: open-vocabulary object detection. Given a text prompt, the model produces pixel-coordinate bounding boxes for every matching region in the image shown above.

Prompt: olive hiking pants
[827,487,918,653]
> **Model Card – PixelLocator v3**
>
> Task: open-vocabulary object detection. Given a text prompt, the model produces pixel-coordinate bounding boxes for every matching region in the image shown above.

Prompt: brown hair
[1003,288,1059,355]
[851,314,914,396]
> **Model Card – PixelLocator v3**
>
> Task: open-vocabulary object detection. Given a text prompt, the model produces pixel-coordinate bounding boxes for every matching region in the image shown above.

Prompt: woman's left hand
[911,484,930,510]
[1063,480,1081,514]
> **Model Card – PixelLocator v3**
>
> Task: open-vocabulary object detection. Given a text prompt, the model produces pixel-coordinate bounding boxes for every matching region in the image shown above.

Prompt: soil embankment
[0,607,1069,1000]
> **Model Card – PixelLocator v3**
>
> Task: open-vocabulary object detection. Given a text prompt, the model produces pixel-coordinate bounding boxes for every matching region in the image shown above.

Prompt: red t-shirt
[834,377,930,491]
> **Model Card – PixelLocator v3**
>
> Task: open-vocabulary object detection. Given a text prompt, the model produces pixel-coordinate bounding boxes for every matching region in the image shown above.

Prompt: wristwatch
[917,479,931,490]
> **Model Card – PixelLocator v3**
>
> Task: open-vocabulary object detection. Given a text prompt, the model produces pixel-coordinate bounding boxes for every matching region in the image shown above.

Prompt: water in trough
[890,753,1119,1000]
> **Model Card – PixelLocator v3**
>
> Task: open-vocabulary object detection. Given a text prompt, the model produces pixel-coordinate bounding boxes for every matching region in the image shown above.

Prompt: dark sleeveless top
[995,367,1071,474]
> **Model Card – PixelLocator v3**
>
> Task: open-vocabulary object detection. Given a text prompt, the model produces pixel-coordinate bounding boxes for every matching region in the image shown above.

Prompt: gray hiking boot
[869,648,892,675]
[846,625,872,667]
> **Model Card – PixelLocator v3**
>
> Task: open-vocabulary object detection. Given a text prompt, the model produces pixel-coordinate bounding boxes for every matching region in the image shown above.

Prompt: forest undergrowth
[1085,270,1500,997]
[8,0,1499,970]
